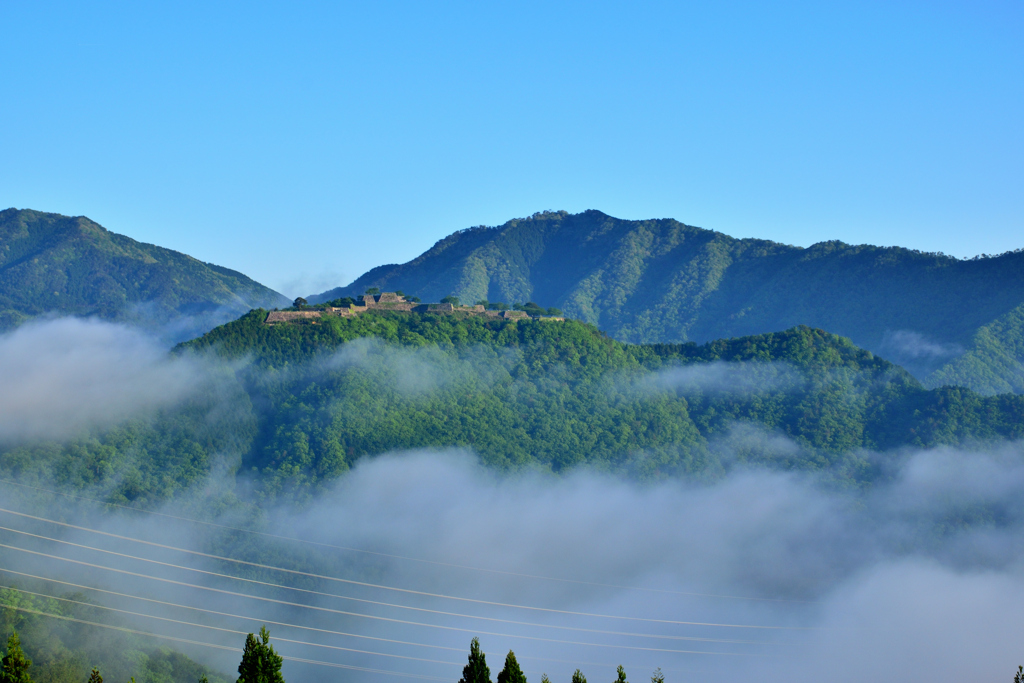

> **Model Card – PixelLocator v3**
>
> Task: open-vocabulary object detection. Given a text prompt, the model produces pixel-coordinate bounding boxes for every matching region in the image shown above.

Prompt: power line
[0,542,765,655]
[0,477,807,604]
[0,567,727,674]
[0,565,771,648]
[0,565,464,653]
[0,511,808,631]
[0,583,461,667]
[0,604,451,682]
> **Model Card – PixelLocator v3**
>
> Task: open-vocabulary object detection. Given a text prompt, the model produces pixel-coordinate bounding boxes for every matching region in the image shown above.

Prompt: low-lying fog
[0,318,1021,683]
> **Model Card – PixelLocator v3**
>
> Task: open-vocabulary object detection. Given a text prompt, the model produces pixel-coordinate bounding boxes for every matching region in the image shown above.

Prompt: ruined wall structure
[265,293,562,325]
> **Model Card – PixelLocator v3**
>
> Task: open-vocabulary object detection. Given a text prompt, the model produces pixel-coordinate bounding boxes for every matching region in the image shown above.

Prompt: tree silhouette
[613,666,627,683]
[237,626,284,683]
[1,632,33,683]
[458,638,491,683]
[496,651,526,683]
[86,668,102,683]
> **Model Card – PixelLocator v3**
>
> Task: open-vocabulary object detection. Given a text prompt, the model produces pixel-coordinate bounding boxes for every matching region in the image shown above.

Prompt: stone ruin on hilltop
[264,292,561,325]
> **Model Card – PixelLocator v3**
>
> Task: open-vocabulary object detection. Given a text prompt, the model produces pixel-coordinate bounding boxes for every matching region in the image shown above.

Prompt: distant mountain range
[310,210,1024,394]
[0,208,289,342]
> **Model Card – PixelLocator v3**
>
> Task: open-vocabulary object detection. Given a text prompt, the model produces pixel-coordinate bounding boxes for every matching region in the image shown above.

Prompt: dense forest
[0,209,288,342]
[311,210,1024,394]
[2,309,1021,505]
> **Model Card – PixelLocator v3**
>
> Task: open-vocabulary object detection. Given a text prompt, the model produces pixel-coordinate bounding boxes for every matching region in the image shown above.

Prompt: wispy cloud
[0,318,216,443]
[637,361,801,395]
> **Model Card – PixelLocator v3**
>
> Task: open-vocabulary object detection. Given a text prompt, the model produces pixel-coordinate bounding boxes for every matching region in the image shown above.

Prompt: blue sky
[2,1,1021,296]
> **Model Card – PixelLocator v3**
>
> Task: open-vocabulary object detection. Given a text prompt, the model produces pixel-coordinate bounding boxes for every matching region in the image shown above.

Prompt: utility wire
[0,574,741,672]
[0,604,451,681]
[0,512,809,631]
[0,477,808,604]
[0,583,461,667]
[0,565,463,652]
[0,542,765,655]
[0,565,771,647]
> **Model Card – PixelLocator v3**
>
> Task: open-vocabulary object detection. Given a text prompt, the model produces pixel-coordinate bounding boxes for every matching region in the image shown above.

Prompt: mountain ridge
[309,210,1024,394]
[0,208,290,342]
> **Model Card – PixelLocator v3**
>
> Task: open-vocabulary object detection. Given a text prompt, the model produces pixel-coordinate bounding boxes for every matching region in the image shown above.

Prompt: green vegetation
[496,651,526,683]
[0,209,288,342]
[183,310,1024,494]
[310,210,1024,393]
[235,627,283,683]
[2,309,1023,503]
[459,638,491,683]
[2,632,32,683]
[0,588,227,683]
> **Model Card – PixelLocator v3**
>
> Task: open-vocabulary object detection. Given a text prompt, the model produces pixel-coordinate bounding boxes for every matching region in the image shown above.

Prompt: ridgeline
[310,210,1024,394]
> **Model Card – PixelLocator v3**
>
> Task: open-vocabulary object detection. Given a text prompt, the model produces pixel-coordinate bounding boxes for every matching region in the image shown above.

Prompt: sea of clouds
[0,318,1022,683]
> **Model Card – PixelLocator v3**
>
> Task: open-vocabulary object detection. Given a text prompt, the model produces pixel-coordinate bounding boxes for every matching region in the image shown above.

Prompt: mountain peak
[308,210,1024,394]
[0,208,289,342]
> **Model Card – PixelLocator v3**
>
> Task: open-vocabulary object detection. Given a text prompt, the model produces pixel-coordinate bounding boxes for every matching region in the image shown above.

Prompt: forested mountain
[0,209,289,342]
[6,310,1021,504]
[309,210,1024,394]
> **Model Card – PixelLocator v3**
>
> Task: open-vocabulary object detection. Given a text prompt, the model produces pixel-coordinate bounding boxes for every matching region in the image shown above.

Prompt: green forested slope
[0,209,289,341]
[5,311,1018,504]
[927,302,1024,393]
[310,210,1024,393]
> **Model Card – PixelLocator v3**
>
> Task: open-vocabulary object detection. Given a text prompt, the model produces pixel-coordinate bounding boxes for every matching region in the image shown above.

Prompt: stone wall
[264,293,561,325]
[265,310,323,323]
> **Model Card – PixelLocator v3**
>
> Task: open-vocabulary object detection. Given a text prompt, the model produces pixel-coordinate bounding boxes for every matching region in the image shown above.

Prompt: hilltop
[309,210,1024,394]
[8,307,999,502]
[0,208,289,342]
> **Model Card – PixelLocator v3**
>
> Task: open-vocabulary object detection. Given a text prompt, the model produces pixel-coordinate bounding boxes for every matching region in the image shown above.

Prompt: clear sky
[2,1,1021,297]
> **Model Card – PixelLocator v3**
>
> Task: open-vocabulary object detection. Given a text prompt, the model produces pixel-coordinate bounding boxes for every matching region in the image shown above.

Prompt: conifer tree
[650,668,664,683]
[236,626,284,683]
[496,651,526,683]
[540,675,551,683]
[0,632,33,683]
[458,638,491,683]
[613,666,627,683]
[86,668,102,683]
[571,670,586,683]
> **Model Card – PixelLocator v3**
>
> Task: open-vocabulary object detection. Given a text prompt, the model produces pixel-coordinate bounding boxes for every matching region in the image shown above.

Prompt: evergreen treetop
[496,651,526,683]
[86,668,102,683]
[614,666,627,683]
[0,632,33,683]
[459,638,491,683]
[236,626,285,683]
[571,670,587,683]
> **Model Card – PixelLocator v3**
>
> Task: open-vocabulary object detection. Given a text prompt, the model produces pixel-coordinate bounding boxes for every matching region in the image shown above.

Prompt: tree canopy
[496,651,526,683]
[1,632,32,683]
[459,638,491,683]
[236,627,284,683]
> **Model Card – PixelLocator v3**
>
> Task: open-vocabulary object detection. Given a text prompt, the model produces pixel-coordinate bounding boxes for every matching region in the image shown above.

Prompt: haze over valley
[3,2,1020,680]
[0,205,1022,682]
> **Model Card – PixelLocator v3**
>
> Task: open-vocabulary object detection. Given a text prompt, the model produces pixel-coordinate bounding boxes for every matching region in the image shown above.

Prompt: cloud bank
[1,317,1021,682]
[0,317,215,443]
